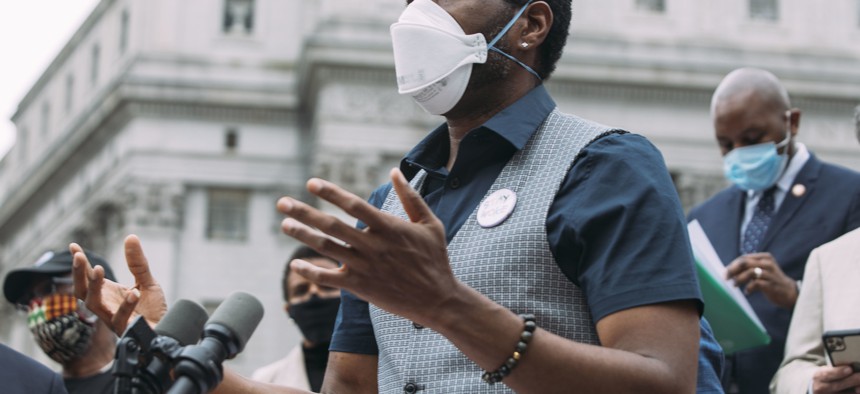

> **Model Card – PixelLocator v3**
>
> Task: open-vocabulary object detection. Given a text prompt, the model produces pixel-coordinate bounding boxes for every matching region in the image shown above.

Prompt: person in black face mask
[252,246,340,392]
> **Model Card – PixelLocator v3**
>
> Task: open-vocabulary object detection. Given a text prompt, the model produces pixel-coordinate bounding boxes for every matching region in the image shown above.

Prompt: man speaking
[74,1,722,392]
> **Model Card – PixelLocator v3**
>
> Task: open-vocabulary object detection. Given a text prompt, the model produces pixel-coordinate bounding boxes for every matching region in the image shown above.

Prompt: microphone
[155,299,210,346]
[167,291,264,394]
[138,300,210,394]
[113,299,209,394]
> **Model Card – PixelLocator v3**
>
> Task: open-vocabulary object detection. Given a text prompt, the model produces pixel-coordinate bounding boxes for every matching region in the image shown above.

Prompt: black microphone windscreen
[155,299,209,346]
[207,291,264,352]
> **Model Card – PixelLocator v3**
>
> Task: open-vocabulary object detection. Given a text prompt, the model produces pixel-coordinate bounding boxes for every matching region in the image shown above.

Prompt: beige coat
[770,228,860,394]
[250,345,311,391]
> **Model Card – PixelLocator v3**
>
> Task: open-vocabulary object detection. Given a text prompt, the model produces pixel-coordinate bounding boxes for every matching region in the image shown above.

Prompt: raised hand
[71,235,167,334]
[277,168,464,328]
[726,252,799,309]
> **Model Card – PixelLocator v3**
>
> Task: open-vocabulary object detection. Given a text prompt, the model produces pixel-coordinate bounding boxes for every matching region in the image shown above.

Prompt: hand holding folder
[688,220,771,354]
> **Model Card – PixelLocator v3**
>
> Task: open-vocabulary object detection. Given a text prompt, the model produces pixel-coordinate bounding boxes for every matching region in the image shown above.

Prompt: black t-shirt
[64,370,114,394]
[302,343,329,393]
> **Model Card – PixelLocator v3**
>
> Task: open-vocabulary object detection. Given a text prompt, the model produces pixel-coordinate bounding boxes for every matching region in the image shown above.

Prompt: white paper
[687,219,766,331]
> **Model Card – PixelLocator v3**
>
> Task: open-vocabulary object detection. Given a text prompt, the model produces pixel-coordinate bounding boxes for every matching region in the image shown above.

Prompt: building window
[636,0,666,13]
[96,204,124,240]
[41,103,50,136]
[206,188,250,240]
[749,0,779,21]
[65,75,74,114]
[223,0,254,35]
[225,128,238,151]
[120,10,130,54]
[91,44,100,85]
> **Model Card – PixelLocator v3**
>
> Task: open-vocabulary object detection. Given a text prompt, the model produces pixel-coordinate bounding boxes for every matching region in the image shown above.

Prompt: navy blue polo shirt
[329,85,721,390]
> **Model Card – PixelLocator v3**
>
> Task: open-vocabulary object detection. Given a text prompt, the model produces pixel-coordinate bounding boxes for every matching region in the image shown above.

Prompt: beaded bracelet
[481,313,537,384]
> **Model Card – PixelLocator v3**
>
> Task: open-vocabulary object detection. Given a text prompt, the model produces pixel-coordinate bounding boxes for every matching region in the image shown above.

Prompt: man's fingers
[743,266,768,284]
[124,235,158,289]
[85,266,111,319]
[277,196,368,249]
[729,269,754,288]
[814,367,860,393]
[746,252,774,261]
[847,372,860,391]
[390,168,434,224]
[71,246,92,300]
[281,218,357,264]
[69,242,84,255]
[816,366,854,382]
[290,259,349,289]
[744,278,765,294]
[725,257,749,279]
[111,289,140,334]
[304,178,390,230]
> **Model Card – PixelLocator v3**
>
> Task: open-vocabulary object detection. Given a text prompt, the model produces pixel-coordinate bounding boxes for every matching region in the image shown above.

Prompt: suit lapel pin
[791,184,806,197]
[477,188,517,228]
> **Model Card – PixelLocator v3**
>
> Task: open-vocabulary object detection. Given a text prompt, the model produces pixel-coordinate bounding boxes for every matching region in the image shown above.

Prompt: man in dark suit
[0,343,68,394]
[688,67,860,394]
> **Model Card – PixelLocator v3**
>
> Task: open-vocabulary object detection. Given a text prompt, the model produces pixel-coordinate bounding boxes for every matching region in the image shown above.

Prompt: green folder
[688,220,771,355]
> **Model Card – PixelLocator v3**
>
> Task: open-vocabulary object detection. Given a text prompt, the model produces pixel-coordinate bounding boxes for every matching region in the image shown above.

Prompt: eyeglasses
[14,276,74,312]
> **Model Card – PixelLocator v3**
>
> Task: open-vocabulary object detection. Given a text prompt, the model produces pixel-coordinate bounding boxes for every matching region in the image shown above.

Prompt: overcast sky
[0,0,100,159]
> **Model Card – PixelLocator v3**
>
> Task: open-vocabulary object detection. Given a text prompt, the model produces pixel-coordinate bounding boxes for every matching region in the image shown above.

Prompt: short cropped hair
[281,245,328,301]
[503,0,572,79]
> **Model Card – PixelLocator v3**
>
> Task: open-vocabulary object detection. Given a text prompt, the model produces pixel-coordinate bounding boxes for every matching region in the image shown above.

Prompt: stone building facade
[1,0,858,375]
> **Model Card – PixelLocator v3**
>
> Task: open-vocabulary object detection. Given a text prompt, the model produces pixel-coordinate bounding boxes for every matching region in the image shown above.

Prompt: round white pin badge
[791,184,806,197]
[477,188,517,228]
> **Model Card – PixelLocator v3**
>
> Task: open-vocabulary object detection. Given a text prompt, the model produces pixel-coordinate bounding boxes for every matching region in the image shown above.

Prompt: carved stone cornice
[547,80,713,107]
[559,34,860,101]
[314,80,422,124]
[548,78,859,114]
[128,100,295,125]
[0,87,296,241]
[312,151,390,201]
[119,181,186,230]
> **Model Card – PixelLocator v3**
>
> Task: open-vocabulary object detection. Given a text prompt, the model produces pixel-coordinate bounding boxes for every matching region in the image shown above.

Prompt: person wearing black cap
[3,249,118,394]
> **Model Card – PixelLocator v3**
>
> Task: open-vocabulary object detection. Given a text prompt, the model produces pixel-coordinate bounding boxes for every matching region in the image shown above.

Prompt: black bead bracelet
[481,313,537,385]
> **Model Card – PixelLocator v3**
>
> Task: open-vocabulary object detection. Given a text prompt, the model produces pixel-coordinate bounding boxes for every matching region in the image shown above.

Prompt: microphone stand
[166,325,233,394]
[113,334,142,394]
[112,295,259,394]
[113,316,185,394]
[166,292,264,394]
[113,317,155,394]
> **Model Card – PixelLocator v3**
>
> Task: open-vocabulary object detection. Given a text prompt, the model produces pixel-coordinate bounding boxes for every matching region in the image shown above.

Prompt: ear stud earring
[520,42,529,49]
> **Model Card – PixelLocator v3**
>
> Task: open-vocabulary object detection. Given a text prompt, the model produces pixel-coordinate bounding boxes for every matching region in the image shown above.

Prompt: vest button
[450,177,461,189]
[403,382,418,393]
[412,322,424,329]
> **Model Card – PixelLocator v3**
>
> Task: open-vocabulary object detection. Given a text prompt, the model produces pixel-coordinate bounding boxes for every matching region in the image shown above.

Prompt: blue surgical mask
[723,128,791,191]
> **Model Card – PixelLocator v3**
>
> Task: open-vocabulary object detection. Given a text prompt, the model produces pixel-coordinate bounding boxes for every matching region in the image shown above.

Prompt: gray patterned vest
[371,109,612,393]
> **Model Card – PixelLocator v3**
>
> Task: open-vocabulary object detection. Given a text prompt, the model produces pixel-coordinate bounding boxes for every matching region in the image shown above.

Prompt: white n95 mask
[390,0,538,115]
